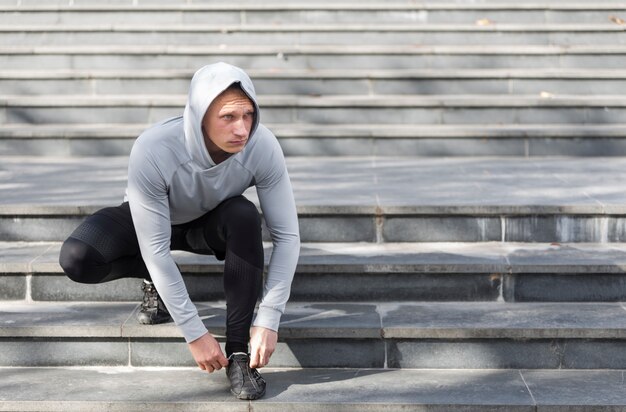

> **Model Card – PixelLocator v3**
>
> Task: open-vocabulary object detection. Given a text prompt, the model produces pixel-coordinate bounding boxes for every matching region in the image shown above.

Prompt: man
[59,62,301,400]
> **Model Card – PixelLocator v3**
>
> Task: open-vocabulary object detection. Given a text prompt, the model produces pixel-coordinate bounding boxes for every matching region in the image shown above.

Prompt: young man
[59,62,301,400]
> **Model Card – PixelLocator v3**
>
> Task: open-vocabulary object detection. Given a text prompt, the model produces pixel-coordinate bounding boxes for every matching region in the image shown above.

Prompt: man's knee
[221,196,262,235]
[59,237,105,284]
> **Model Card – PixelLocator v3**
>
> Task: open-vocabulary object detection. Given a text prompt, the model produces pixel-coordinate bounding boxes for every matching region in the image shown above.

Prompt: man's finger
[256,352,264,368]
[219,356,229,368]
[250,350,260,368]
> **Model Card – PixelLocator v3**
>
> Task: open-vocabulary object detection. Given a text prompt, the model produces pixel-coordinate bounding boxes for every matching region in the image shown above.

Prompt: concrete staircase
[2,1,626,410]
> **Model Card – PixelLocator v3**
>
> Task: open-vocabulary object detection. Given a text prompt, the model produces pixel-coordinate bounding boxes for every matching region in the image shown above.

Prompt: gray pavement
[0,366,624,411]
[6,241,626,275]
[7,241,626,304]
[2,300,626,340]
[2,155,626,214]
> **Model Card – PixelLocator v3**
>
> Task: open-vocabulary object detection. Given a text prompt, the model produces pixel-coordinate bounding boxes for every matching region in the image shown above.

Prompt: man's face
[202,88,255,154]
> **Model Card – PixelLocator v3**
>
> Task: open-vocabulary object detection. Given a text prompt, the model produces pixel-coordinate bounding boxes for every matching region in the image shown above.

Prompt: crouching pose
[59,62,300,400]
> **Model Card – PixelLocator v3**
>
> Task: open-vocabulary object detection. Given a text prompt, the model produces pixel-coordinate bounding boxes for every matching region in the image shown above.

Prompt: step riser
[4,272,626,303]
[5,78,626,96]
[0,337,624,369]
[2,10,625,25]
[4,31,626,46]
[1,55,623,70]
[6,137,626,157]
[3,214,626,243]
[5,106,626,125]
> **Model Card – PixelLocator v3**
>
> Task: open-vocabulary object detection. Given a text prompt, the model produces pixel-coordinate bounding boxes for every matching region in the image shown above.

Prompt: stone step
[6,68,626,95]
[1,45,625,70]
[4,94,626,125]
[2,301,626,369]
[2,156,626,243]
[1,4,626,25]
[2,367,623,412]
[9,0,625,2]
[5,123,626,157]
[4,241,626,303]
[3,24,626,46]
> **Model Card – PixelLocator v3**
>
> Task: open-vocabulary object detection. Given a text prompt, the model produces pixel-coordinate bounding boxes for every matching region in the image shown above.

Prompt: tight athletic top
[126,62,301,343]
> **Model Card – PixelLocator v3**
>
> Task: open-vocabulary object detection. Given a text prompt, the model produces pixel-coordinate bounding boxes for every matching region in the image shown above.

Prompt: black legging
[59,196,264,356]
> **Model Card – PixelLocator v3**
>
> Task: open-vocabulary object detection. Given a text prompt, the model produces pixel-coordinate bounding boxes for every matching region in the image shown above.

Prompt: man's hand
[249,326,277,368]
[188,332,229,373]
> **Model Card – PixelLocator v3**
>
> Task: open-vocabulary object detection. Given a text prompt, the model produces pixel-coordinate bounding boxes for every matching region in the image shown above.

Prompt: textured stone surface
[3,157,626,217]
[0,365,622,409]
[0,302,136,337]
[7,241,626,303]
[383,216,502,242]
[0,241,54,273]
[9,241,626,276]
[130,339,385,368]
[30,275,145,301]
[0,339,128,367]
[505,273,626,302]
[290,272,502,302]
[269,339,385,368]
[561,340,626,369]
[0,367,537,411]
[256,368,534,411]
[506,243,626,274]
[0,367,241,411]
[0,276,25,300]
[2,301,626,368]
[277,303,381,338]
[380,302,626,339]
[387,339,563,369]
[523,370,626,408]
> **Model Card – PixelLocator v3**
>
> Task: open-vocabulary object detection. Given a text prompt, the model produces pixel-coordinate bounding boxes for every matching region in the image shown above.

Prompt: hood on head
[183,62,260,168]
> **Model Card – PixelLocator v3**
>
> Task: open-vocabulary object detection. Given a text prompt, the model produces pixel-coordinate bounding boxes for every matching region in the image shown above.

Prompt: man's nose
[233,118,248,137]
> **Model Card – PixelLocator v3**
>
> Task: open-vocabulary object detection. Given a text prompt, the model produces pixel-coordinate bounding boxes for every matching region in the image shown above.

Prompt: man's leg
[59,202,150,283]
[59,202,171,324]
[176,195,264,357]
[177,195,266,399]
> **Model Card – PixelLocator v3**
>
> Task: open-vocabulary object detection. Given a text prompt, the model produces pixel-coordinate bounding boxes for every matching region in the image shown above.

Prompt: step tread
[0,155,625,215]
[5,94,626,107]
[3,367,623,411]
[1,300,626,339]
[4,123,626,139]
[4,241,626,275]
[3,23,626,32]
[2,2,626,10]
[2,44,626,54]
[5,68,626,79]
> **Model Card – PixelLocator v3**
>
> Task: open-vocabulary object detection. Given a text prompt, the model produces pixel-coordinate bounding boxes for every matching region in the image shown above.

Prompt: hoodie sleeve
[127,146,208,344]
[252,134,301,332]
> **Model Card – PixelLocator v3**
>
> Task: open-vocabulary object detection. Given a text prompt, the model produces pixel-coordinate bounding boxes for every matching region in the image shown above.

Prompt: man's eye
[222,115,233,120]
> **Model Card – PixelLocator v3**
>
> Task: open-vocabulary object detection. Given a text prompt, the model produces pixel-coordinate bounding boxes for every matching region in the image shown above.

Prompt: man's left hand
[249,326,277,368]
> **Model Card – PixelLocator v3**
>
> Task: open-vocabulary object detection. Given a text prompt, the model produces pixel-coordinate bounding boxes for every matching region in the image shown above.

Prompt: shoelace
[141,283,158,309]
[229,354,266,385]
[251,368,265,384]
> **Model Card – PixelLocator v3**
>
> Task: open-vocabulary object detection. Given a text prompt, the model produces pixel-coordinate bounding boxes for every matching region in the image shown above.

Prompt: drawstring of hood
[183,62,260,169]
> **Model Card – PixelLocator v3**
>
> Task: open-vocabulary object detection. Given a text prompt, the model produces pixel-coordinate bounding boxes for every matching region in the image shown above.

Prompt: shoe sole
[136,314,172,325]
[232,387,266,400]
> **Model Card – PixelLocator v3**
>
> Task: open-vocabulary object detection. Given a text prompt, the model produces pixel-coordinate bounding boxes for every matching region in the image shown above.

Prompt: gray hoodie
[126,62,300,343]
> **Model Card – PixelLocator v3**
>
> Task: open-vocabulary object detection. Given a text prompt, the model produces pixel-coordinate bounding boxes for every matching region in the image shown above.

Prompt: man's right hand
[188,332,229,373]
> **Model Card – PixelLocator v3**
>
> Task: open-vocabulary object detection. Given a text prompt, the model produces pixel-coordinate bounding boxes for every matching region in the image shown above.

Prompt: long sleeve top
[125,62,300,343]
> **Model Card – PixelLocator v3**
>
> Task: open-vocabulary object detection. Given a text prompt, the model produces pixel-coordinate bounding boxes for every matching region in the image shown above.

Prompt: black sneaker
[137,281,172,324]
[226,352,266,400]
